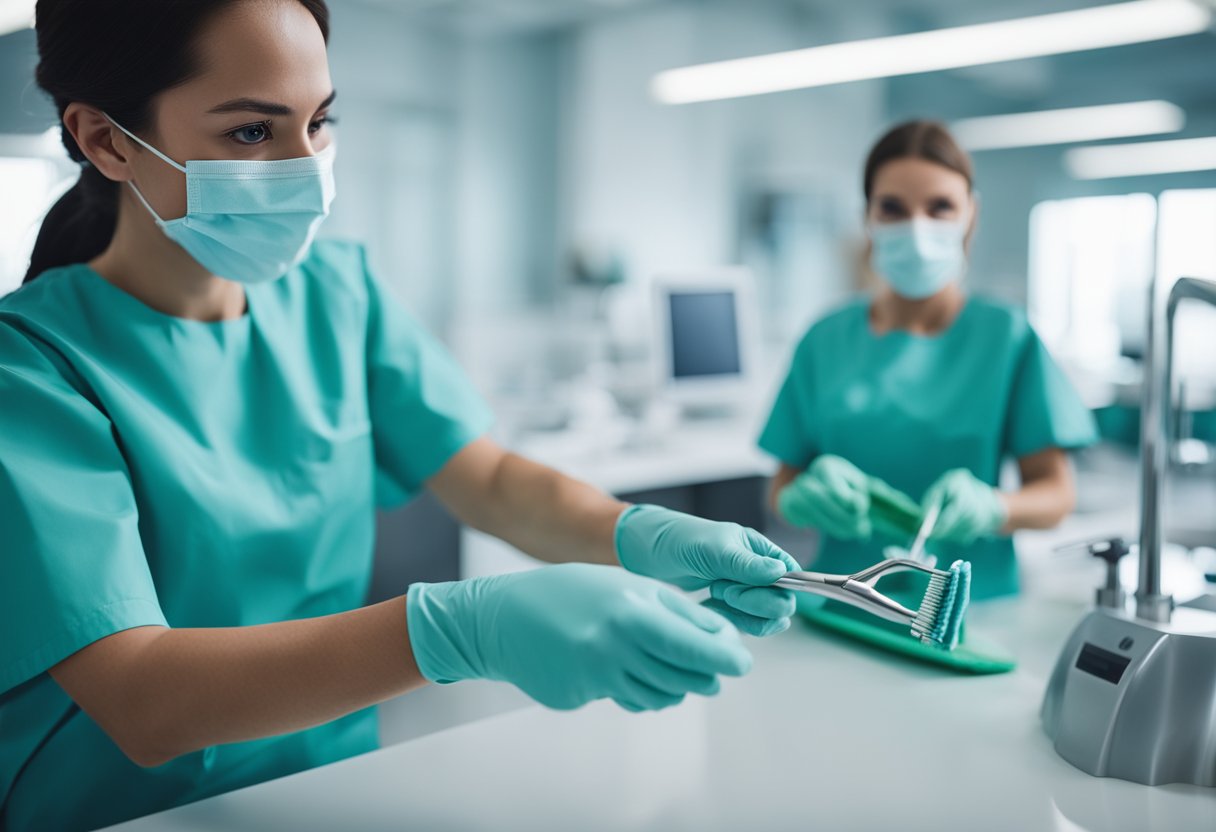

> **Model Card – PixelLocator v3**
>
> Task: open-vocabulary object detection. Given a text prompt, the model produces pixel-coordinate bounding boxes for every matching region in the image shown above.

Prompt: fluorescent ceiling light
[652,0,1213,105]
[953,100,1186,151]
[1066,136,1216,179]
[0,1,35,37]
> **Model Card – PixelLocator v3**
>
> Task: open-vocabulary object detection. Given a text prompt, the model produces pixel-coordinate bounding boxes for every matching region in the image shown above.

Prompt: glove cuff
[989,488,1010,533]
[406,580,491,685]
[613,503,669,576]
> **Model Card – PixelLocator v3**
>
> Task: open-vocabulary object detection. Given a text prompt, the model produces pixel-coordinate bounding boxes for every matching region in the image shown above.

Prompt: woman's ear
[862,201,876,234]
[63,103,136,184]
[964,190,981,250]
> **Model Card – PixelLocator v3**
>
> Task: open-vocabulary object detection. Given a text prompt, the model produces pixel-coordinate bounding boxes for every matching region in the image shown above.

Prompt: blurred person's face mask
[106,115,336,284]
[869,219,967,300]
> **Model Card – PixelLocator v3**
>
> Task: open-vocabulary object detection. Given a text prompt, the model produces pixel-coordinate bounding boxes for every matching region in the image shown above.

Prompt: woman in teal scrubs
[0,3,799,829]
[759,121,1097,600]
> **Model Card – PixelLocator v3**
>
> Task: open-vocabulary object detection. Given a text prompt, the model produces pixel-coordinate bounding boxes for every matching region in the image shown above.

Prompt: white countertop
[509,417,776,496]
[102,573,1216,831]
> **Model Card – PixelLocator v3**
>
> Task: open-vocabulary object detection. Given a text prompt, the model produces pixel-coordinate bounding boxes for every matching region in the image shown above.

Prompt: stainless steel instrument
[776,557,957,645]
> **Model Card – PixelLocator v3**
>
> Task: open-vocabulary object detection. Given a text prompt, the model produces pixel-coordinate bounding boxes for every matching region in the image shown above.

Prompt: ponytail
[24,165,118,284]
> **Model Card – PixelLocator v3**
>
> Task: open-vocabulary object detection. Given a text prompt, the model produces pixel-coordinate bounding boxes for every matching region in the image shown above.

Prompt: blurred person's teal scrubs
[759,297,1097,600]
[0,241,493,830]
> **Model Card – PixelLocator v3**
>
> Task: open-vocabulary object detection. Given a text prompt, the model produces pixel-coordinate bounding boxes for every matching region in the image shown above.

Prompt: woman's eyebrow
[208,98,292,116]
[208,90,337,116]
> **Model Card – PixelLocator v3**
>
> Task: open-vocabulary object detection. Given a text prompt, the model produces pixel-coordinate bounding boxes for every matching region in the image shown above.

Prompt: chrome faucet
[1137,276,1216,622]
[1043,278,1216,789]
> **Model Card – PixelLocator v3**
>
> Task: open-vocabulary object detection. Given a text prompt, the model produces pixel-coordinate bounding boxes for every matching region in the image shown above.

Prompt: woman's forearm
[472,452,628,565]
[999,476,1076,533]
[769,465,800,516]
[428,438,627,566]
[1000,448,1077,533]
[51,596,425,767]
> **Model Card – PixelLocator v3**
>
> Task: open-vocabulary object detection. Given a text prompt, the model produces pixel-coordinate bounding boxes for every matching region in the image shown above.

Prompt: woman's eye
[878,198,906,218]
[930,199,957,217]
[309,115,335,135]
[228,122,272,145]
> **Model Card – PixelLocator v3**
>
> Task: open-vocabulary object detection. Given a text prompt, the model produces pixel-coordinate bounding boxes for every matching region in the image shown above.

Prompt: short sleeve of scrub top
[0,326,168,697]
[361,246,494,508]
[1004,328,1099,458]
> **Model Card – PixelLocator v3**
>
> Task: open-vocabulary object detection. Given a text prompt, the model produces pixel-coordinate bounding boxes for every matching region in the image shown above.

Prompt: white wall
[561,5,731,282]
[326,1,889,347]
[557,1,887,343]
[326,4,568,332]
[323,2,461,330]
[437,1,891,399]
[454,32,563,315]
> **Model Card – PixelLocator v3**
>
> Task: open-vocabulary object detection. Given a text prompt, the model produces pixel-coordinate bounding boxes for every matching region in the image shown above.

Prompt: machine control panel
[1075,642,1132,684]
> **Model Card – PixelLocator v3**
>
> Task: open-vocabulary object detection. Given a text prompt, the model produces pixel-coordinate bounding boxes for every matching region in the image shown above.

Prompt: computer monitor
[652,269,758,413]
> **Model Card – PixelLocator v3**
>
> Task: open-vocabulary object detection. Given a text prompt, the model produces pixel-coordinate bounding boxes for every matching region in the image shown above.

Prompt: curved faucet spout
[1138,276,1216,622]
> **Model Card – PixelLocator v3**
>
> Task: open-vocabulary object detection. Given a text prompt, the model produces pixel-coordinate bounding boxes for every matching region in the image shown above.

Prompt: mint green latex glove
[868,476,924,541]
[407,563,751,712]
[923,469,1008,546]
[777,454,872,540]
[615,504,798,638]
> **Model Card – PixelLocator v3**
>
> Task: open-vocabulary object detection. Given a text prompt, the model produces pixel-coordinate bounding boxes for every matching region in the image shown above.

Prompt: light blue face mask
[106,116,336,284]
[869,219,967,300]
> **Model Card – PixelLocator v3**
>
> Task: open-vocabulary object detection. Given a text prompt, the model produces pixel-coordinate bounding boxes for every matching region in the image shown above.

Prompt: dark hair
[24,0,330,284]
[862,120,974,205]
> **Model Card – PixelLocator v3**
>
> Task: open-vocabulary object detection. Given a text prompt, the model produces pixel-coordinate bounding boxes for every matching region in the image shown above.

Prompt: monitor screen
[667,290,741,379]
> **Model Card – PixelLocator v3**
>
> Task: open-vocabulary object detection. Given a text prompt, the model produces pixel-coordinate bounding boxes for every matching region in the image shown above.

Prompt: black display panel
[669,291,741,379]
[1075,642,1131,684]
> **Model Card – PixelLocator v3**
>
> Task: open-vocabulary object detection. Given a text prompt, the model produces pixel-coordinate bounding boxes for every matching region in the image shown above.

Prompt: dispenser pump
[1088,538,1130,610]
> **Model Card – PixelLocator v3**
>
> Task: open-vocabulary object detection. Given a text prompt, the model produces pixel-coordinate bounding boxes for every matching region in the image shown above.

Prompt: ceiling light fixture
[952,100,1186,151]
[652,0,1213,104]
[1066,136,1216,179]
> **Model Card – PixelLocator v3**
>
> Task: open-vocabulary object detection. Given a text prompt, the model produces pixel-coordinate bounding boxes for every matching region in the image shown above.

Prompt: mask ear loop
[102,113,187,224]
[103,113,187,173]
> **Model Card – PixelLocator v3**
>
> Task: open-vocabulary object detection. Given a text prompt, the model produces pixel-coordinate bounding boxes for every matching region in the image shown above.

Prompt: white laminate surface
[510,418,776,496]
[103,583,1216,832]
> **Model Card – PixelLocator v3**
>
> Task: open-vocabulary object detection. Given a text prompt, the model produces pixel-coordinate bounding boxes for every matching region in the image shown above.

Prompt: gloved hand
[407,563,752,712]
[867,476,924,541]
[777,455,872,540]
[922,469,1007,546]
[615,504,798,637]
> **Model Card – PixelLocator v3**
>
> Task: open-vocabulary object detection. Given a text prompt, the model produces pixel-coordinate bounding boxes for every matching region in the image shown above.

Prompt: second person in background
[759,120,1098,600]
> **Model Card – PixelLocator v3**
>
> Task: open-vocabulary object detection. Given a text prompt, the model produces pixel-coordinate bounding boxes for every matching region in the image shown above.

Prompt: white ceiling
[343,0,658,34]
[342,0,1109,35]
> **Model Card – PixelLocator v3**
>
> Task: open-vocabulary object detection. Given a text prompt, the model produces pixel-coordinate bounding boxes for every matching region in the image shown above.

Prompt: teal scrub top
[0,240,493,831]
[758,297,1097,600]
